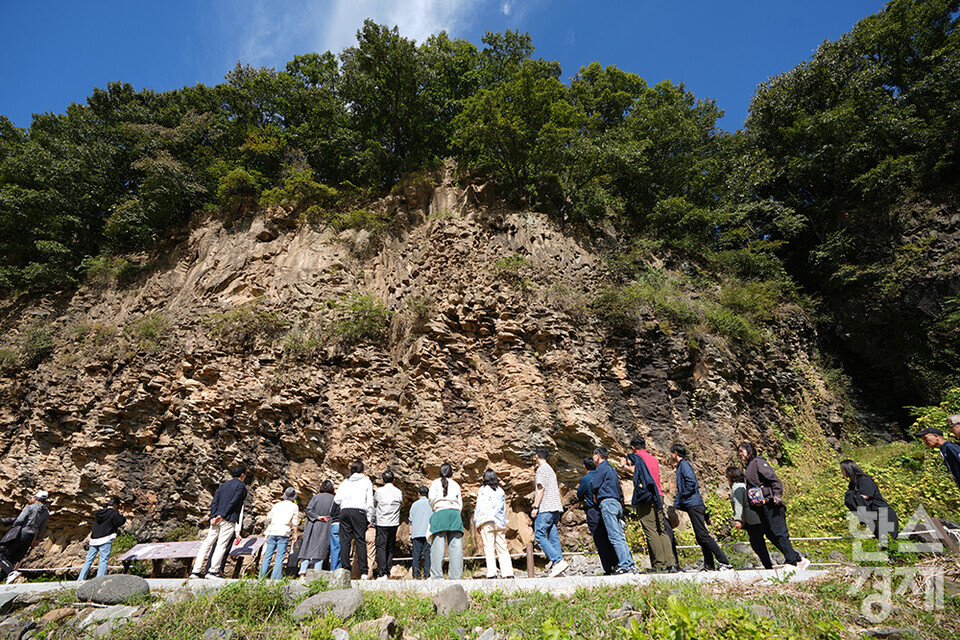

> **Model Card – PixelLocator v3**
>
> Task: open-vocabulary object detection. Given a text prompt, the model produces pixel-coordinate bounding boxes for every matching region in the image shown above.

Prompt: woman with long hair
[428,463,464,579]
[725,466,772,569]
[840,459,899,547]
[298,480,337,576]
[474,469,514,579]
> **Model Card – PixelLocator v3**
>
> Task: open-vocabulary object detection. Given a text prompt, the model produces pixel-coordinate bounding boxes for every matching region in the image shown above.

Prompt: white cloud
[500,1,514,16]
[220,0,488,71]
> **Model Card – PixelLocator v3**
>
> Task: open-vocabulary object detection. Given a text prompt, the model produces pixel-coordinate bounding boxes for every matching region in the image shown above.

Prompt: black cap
[914,427,943,438]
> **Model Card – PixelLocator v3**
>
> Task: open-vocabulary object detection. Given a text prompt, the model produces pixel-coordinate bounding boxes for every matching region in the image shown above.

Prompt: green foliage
[259,169,338,213]
[329,207,391,233]
[20,324,54,368]
[163,523,200,542]
[81,254,147,288]
[216,167,263,209]
[111,532,138,557]
[493,254,533,288]
[123,313,169,353]
[331,294,393,347]
[208,299,290,351]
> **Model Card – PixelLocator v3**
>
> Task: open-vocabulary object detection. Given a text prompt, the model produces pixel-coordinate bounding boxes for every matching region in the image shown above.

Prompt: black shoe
[613,566,630,575]
[659,565,679,573]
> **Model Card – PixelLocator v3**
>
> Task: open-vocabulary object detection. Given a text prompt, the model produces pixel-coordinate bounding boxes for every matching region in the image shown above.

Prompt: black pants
[744,522,773,569]
[411,536,431,579]
[339,509,368,575]
[585,506,618,575]
[757,503,801,565]
[686,505,729,569]
[663,518,681,566]
[375,525,398,578]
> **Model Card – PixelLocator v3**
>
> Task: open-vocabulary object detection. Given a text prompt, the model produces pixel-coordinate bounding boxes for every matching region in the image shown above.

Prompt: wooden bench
[117,537,266,578]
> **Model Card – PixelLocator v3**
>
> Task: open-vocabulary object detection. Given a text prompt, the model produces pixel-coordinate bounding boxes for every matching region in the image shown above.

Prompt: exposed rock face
[0,163,843,568]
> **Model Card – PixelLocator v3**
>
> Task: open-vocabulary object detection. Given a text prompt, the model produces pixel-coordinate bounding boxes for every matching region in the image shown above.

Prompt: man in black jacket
[78,497,127,581]
[191,465,247,579]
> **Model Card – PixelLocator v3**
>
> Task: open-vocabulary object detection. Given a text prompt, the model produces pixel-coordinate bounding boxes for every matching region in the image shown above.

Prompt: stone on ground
[78,604,140,629]
[77,574,150,605]
[432,584,469,615]
[203,627,239,640]
[0,593,18,616]
[351,615,401,640]
[282,582,310,606]
[329,568,351,589]
[39,608,76,625]
[291,588,363,621]
[0,617,35,640]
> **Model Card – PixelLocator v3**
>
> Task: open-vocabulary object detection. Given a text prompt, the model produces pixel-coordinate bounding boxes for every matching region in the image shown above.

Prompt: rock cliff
[0,163,844,568]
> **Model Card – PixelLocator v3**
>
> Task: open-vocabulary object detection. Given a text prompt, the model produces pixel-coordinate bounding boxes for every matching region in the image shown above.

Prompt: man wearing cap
[191,465,248,579]
[946,415,960,440]
[916,426,960,490]
[0,490,51,581]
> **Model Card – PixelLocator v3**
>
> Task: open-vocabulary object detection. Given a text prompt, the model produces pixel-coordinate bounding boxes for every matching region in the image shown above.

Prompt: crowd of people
[1,413,958,583]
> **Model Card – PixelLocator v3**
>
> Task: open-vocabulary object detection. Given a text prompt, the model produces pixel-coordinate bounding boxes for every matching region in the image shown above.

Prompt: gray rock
[0,594,18,616]
[748,605,775,620]
[282,582,310,606]
[291,588,363,621]
[478,628,499,640]
[329,568,351,590]
[622,613,644,630]
[351,615,401,640]
[454,627,467,638]
[862,629,918,639]
[79,605,140,630]
[93,618,132,638]
[77,575,151,605]
[163,589,195,605]
[332,630,349,640]
[203,627,239,640]
[0,617,36,640]
[303,569,333,583]
[432,584,469,616]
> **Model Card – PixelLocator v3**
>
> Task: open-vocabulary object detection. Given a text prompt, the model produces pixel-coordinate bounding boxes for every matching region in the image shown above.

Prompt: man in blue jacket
[916,426,960,490]
[191,464,248,579]
[589,447,637,574]
[576,457,616,574]
[670,444,731,571]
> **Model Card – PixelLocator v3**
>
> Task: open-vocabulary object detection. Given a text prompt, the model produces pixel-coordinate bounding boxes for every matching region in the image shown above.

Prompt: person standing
[590,447,637,574]
[725,466,773,569]
[191,465,247,579]
[576,457,616,575]
[625,449,675,572]
[374,470,403,580]
[841,459,899,547]
[429,463,464,579]
[474,469,514,579]
[738,442,810,571]
[946,414,960,440]
[298,481,335,576]
[408,486,432,579]
[77,497,126,582]
[259,488,299,579]
[625,436,681,567]
[915,426,960,490]
[0,490,51,581]
[532,447,568,577]
[334,460,375,578]
[670,444,731,571]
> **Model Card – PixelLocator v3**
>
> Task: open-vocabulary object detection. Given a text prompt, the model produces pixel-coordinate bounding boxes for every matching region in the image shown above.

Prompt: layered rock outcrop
[0,163,843,568]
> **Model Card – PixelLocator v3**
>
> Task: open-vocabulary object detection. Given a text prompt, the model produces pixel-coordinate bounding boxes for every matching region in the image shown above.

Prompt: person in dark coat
[0,490,51,581]
[576,457,617,575]
[670,444,731,571]
[299,481,336,575]
[78,497,126,581]
[915,426,960,490]
[191,465,248,579]
[624,450,674,571]
[841,459,899,548]
[739,442,810,571]
[725,466,772,569]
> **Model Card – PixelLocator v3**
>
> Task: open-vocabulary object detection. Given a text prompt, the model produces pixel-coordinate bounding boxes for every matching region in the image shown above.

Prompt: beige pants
[365,526,377,578]
[478,521,514,578]
[192,520,236,576]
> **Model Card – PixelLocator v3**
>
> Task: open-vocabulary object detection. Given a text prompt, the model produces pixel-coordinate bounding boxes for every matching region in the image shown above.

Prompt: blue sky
[1,0,887,131]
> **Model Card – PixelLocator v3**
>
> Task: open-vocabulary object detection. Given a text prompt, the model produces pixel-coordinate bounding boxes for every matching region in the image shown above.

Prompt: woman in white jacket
[474,469,514,578]
[259,487,299,580]
[428,463,463,579]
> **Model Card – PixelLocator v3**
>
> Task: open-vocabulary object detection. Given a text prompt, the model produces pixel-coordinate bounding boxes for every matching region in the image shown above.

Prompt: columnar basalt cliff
[0,164,844,569]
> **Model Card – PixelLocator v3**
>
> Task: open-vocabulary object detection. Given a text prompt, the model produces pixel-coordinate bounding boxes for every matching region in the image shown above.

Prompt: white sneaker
[360,574,370,580]
[796,558,811,572]
[376,575,388,581]
[4,571,20,584]
[548,559,569,578]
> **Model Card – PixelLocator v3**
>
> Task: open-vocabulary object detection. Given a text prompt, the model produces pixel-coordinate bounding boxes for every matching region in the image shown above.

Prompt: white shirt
[334,473,375,522]
[429,477,463,512]
[474,485,507,527]
[263,500,299,538]
[375,483,403,527]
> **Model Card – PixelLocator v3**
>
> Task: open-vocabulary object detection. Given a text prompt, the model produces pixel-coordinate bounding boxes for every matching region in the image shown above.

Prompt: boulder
[0,594,18,616]
[0,618,35,640]
[203,628,239,640]
[332,630,349,640]
[77,575,150,605]
[351,615,401,640]
[78,605,140,630]
[329,568,351,590]
[291,588,363,621]
[282,582,310,606]
[303,569,333,583]
[432,585,469,616]
[93,618,133,638]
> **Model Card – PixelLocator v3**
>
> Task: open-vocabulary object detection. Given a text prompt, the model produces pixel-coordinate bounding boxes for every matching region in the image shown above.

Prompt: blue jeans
[259,535,289,580]
[599,499,635,570]
[77,539,113,581]
[534,511,563,564]
[330,522,341,571]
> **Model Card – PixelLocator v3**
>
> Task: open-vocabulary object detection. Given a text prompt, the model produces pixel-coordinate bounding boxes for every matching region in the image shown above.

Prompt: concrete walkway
[0,567,827,599]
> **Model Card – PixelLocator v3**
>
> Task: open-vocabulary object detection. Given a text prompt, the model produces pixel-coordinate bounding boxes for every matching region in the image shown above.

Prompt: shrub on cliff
[331,294,393,348]
[208,299,290,351]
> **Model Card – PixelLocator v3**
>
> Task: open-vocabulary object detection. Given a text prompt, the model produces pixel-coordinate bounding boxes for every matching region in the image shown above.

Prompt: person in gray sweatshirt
[373,470,403,580]
[334,460,375,578]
